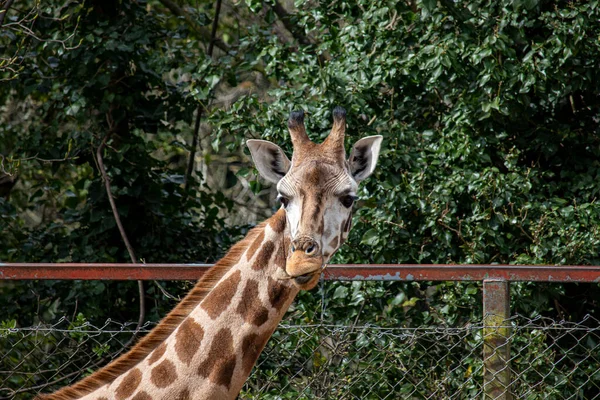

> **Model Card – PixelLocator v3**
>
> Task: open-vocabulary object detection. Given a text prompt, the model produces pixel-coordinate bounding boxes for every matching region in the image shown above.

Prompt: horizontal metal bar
[0,263,213,281]
[1,263,600,282]
[323,265,600,282]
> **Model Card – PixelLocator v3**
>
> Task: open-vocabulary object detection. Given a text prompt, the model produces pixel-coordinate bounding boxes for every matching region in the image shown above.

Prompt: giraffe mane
[38,222,266,400]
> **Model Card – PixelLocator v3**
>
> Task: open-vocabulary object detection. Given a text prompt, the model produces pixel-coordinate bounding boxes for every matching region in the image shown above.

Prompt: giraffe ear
[247,139,291,184]
[348,135,383,182]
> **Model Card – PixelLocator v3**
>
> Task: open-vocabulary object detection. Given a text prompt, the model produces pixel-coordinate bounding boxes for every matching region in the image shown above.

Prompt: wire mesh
[0,318,157,399]
[2,315,600,399]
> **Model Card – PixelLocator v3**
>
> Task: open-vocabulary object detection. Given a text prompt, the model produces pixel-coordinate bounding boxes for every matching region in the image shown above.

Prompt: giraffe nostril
[305,244,317,255]
[291,239,319,255]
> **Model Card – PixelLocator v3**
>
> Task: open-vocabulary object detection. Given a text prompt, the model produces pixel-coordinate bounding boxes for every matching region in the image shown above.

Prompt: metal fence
[2,263,600,399]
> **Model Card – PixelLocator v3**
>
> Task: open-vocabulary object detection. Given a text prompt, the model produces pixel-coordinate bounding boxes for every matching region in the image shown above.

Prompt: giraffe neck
[165,208,298,398]
[44,209,298,400]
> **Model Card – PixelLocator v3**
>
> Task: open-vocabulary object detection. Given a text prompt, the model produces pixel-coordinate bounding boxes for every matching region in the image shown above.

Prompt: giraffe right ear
[247,139,291,184]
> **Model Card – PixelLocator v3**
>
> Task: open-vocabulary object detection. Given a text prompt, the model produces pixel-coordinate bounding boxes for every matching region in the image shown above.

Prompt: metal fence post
[483,279,512,400]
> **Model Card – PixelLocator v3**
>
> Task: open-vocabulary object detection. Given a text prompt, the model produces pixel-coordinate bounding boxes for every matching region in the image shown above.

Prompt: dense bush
[208,0,600,323]
[0,0,239,325]
[2,0,600,397]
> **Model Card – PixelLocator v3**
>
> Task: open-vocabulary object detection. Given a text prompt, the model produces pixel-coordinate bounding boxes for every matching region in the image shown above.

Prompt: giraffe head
[247,107,382,290]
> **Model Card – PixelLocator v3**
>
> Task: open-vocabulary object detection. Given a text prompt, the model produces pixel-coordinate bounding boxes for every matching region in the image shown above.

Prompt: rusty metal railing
[2,263,600,282]
[2,263,600,400]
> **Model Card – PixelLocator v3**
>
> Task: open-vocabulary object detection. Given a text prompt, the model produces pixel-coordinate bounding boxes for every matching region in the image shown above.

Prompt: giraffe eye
[277,195,290,208]
[340,195,357,208]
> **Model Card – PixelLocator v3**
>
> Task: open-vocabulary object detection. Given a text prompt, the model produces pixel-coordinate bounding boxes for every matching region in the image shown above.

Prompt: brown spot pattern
[201,270,241,319]
[307,166,323,186]
[237,279,270,326]
[344,215,352,232]
[284,237,291,253]
[148,342,167,365]
[150,359,177,388]
[241,330,273,375]
[131,391,153,400]
[174,388,191,400]
[311,192,323,222]
[197,328,237,389]
[97,398,109,400]
[115,368,142,400]
[269,209,286,233]
[252,240,275,270]
[328,236,339,250]
[273,242,287,270]
[267,277,293,311]
[175,317,204,365]
[246,230,265,261]
[318,217,325,234]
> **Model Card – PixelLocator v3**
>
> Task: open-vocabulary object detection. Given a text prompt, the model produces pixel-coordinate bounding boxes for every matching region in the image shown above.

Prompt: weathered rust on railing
[3,262,598,399]
[1,263,600,282]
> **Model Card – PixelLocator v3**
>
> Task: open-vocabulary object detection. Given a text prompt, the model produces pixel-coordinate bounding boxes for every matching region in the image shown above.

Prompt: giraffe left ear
[348,135,383,181]
[247,139,291,184]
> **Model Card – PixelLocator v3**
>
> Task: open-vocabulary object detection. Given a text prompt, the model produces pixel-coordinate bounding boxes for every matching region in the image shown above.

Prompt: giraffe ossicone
[40,107,382,400]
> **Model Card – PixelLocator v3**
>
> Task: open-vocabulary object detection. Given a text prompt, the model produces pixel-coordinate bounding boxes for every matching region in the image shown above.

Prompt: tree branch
[271,1,326,64]
[184,104,204,191]
[158,0,229,53]
[184,0,222,192]
[272,0,311,47]
[0,0,15,28]
[96,129,146,332]
[96,133,137,264]
[207,0,222,56]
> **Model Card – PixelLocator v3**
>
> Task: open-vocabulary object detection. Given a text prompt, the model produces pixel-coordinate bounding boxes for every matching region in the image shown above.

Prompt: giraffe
[38,106,382,400]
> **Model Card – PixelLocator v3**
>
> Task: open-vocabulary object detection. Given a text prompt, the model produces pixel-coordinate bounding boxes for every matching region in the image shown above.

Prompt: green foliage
[3,0,600,397]
[0,0,239,327]
[205,0,600,331]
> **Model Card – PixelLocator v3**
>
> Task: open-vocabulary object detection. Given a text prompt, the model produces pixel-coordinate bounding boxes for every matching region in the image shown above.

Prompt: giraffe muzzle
[287,249,323,274]
[286,250,323,290]
[283,236,323,289]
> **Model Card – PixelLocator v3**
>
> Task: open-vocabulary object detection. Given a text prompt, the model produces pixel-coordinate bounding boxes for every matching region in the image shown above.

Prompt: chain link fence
[2,314,600,399]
